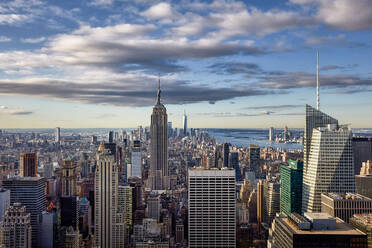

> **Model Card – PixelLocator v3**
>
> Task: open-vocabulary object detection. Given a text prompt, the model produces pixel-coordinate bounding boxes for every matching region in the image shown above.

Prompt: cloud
[21,37,46,43]
[306,34,345,44]
[89,0,113,6]
[243,104,302,110]
[10,110,33,115]
[142,2,175,20]
[0,75,280,107]
[0,14,29,25]
[208,62,263,76]
[0,105,8,110]
[0,105,33,115]
[0,36,11,42]
[291,0,372,31]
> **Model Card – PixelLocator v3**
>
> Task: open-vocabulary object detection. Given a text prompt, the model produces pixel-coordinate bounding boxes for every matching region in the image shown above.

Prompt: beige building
[0,203,32,248]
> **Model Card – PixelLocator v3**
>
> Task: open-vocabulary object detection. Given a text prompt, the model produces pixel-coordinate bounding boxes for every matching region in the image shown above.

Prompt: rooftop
[281,217,365,236]
[323,192,372,201]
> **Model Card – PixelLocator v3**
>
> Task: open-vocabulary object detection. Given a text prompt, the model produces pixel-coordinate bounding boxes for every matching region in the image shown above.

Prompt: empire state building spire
[156,78,161,105]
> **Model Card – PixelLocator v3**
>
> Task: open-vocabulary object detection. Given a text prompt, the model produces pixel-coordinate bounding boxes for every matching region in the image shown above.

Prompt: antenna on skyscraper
[316,50,320,110]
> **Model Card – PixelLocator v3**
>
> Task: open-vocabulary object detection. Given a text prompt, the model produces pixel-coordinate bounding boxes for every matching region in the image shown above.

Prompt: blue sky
[0,0,371,128]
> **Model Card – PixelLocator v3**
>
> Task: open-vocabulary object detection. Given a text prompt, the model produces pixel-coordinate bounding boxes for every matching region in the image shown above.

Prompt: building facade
[280,160,303,216]
[302,124,355,213]
[188,168,236,248]
[19,153,37,177]
[321,193,372,223]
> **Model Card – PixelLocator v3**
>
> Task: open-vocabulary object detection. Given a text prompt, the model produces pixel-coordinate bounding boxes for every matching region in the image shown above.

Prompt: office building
[356,161,372,198]
[223,143,230,168]
[353,137,372,175]
[0,203,32,248]
[350,214,372,248]
[109,130,114,143]
[280,160,303,216]
[94,150,123,247]
[19,153,37,177]
[0,189,10,221]
[229,150,240,181]
[303,105,338,173]
[302,124,355,213]
[265,180,280,225]
[41,211,56,248]
[60,196,79,230]
[321,193,372,223]
[147,194,161,222]
[150,80,169,190]
[167,122,173,138]
[118,185,133,246]
[80,152,90,178]
[43,163,54,179]
[248,144,260,177]
[188,168,236,248]
[269,127,274,142]
[3,177,46,248]
[55,127,60,143]
[64,226,81,248]
[183,110,187,136]
[257,179,265,226]
[131,140,142,179]
[269,212,367,248]
[61,158,77,197]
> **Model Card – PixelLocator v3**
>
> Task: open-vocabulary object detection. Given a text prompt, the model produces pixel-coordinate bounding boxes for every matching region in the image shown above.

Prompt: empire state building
[150,79,169,190]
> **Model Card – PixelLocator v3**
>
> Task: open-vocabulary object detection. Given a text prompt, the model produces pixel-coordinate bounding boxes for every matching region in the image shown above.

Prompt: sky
[0,0,371,129]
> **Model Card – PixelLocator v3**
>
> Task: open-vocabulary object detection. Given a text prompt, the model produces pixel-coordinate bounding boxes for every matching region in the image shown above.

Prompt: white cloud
[142,2,175,20]
[21,37,46,43]
[0,36,11,42]
[306,34,345,44]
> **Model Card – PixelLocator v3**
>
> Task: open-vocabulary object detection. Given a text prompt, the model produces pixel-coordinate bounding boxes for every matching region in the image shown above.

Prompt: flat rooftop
[323,192,372,201]
[282,217,365,236]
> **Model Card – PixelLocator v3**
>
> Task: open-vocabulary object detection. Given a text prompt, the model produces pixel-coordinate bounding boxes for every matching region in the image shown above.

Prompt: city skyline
[0,0,371,128]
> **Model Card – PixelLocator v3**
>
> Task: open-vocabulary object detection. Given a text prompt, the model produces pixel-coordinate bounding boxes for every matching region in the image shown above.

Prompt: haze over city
[0,0,371,128]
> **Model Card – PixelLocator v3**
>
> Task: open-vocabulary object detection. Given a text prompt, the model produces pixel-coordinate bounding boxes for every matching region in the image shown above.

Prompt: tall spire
[316,50,320,110]
[157,77,161,105]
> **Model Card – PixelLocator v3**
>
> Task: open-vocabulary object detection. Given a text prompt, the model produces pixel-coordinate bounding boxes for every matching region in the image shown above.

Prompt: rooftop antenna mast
[316,50,320,110]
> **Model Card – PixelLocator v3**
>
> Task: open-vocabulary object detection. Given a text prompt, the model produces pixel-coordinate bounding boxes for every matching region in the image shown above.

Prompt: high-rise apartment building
[248,144,260,177]
[183,110,187,136]
[321,193,372,223]
[55,127,60,143]
[147,194,161,222]
[0,189,10,221]
[280,160,303,216]
[188,168,236,248]
[150,80,169,190]
[302,124,355,213]
[19,153,37,177]
[0,203,32,248]
[131,140,142,179]
[94,150,123,247]
[3,177,46,248]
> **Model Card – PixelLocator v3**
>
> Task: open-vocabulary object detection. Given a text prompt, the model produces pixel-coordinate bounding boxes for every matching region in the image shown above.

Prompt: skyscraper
[19,153,37,177]
[150,79,169,190]
[269,127,274,142]
[94,149,123,247]
[353,137,372,175]
[304,105,338,173]
[229,150,240,181]
[0,203,32,248]
[302,124,355,213]
[188,168,236,248]
[3,177,46,247]
[257,179,264,226]
[265,180,280,225]
[248,144,260,177]
[108,130,114,143]
[131,140,142,179]
[223,143,230,168]
[55,127,60,143]
[183,110,187,136]
[280,160,303,216]
[0,189,10,221]
[61,158,77,197]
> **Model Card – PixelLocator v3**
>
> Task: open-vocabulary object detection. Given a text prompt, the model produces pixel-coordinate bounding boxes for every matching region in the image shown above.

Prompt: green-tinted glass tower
[280,159,303,216]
